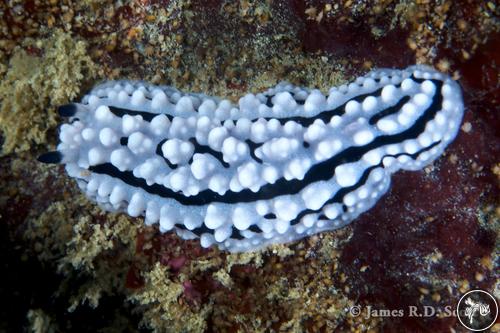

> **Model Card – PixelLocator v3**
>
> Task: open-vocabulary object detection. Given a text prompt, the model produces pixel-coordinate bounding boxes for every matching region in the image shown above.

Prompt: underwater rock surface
[0,0,498,332]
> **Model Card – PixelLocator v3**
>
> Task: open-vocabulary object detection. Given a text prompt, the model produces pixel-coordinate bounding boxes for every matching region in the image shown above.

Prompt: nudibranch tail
[43,65,464,252]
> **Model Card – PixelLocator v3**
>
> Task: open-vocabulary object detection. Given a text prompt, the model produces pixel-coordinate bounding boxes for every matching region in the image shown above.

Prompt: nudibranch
[39,65,464,252]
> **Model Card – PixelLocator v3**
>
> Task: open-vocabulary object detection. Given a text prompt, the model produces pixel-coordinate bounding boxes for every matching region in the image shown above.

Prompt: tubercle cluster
[39,65,464,252]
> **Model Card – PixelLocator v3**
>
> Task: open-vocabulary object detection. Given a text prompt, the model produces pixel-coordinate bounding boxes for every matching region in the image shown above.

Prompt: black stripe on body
[245,140,264,163]
[288,140,441,226]
[188,138,230,168]
[264,86,384,126]
[368,96,411,125]
[89,79,442,206]
[154,138,231,169]
[265,92,306,107]
[263,76,424,126]
[103,76,423,127]
[155,139,178,169]
[169,140,440,239]
[108,106,172,122]
[175,223,259,240]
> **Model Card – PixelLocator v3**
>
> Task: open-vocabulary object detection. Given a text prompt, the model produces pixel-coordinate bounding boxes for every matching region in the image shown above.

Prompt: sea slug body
[39,65,464,252]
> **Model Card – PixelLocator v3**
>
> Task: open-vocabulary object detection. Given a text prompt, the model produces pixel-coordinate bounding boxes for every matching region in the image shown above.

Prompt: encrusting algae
[129,263,211,333]
[0,30,96,155]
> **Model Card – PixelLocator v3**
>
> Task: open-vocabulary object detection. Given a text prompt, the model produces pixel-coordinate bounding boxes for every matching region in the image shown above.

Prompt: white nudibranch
[39,65,464,252]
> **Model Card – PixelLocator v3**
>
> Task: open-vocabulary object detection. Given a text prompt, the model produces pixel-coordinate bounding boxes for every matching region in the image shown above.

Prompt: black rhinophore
[57,104,77,117]
[37,151,62,164]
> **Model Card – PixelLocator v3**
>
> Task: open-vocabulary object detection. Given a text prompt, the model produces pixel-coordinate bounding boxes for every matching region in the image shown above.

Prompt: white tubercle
[52,65,463,253]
